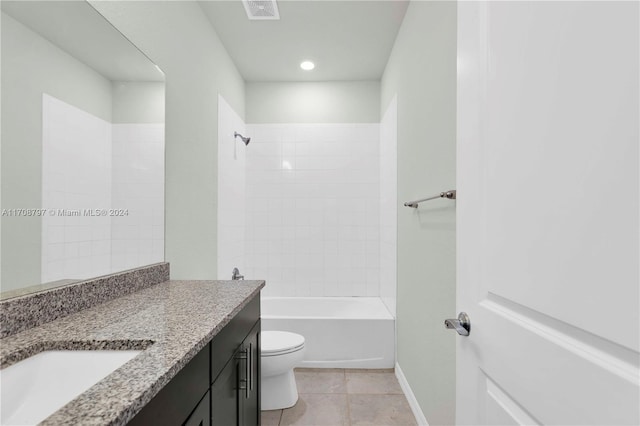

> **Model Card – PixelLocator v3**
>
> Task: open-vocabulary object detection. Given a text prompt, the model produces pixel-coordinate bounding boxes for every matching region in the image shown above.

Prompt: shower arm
[234,132,251,146]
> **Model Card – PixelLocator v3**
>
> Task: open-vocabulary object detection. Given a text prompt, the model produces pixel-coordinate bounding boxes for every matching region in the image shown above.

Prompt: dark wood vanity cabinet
[210,297,261,426]
[211,321,260,426]
[129,296,260,426]
[210,351,240,426]
[241,322,260,426]
[184,391,211,426]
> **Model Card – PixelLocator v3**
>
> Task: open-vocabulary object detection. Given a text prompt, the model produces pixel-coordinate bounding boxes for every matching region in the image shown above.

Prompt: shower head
[234,132,251,146]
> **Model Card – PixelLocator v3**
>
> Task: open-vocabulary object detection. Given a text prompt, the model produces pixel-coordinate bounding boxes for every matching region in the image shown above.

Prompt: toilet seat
[261,331,305,357]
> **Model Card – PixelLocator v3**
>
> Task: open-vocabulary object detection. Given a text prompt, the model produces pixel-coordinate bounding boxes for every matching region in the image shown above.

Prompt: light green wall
[246,81,380,123]
[381,2,457,425]
[1,12,113,291]
[112,81,165,124]
[91,1,245,279]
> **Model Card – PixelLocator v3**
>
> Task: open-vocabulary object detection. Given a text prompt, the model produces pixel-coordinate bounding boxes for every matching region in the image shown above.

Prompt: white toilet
[260,331,305,410]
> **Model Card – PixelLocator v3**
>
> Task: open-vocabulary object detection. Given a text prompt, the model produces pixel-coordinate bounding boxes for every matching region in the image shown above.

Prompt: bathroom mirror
[1,1,165,298]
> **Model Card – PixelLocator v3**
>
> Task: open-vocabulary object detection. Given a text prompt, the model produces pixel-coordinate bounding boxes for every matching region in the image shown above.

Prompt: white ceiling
[199,0,409,82]
[1,1,164,82]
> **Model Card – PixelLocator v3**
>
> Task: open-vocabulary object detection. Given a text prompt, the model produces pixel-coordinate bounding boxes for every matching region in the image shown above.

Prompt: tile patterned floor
[261,368,417,426]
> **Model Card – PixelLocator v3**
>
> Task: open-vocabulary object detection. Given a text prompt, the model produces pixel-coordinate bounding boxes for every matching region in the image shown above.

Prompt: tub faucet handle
[232,267,244,281]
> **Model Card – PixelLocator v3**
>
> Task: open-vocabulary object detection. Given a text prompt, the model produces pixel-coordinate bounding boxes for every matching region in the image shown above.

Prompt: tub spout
[232,267,244,280]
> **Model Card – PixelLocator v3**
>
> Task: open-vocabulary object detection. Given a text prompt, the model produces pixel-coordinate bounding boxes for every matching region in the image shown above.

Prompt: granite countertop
[0,279,264,425]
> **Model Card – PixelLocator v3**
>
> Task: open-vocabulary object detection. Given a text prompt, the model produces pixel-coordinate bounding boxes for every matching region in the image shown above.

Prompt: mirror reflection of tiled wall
[42,94,164,283]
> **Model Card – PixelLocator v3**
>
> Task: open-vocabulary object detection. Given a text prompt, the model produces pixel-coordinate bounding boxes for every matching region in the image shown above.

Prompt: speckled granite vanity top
[0,279,264,425]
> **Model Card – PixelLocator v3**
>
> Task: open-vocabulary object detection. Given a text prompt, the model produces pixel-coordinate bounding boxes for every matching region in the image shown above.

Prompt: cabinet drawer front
[211,297,260,383]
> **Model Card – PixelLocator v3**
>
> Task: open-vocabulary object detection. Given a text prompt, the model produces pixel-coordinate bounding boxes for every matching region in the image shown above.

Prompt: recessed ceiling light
[300,61,315,71]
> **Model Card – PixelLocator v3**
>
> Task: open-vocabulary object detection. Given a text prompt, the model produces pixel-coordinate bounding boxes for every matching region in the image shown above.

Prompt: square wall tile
[244,123,385,298]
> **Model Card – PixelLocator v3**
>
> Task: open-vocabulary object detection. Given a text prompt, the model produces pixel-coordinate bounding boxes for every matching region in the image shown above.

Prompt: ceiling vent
[242,0,280,20]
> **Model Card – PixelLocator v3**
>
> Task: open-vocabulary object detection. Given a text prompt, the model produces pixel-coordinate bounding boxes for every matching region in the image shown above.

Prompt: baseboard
[395,362,429,426]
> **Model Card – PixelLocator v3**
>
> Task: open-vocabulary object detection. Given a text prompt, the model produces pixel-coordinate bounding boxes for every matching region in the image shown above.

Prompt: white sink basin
[0,350,141,425]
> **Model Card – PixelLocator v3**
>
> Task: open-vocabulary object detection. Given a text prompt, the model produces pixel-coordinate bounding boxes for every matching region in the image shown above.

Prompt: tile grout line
[299,392,348,394]
[344,369,352,426]
[346,392,406,396]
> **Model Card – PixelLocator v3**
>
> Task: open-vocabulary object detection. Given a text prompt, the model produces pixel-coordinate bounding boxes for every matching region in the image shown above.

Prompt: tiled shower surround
[379,97,398,316]
[217,96,397,302]
[244,123,381,297]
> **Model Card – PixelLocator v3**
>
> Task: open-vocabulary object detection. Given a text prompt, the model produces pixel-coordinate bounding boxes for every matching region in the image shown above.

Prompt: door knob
[444,312,471,336]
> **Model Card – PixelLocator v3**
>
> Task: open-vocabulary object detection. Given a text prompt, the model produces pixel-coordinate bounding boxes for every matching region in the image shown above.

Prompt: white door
[456,1,639,425]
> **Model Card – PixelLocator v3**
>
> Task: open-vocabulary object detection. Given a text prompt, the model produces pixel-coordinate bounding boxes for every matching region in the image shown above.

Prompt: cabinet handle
[238,378,248,391]
[248,343,253,392]
[245,345,251,398]
[237,347,250,399]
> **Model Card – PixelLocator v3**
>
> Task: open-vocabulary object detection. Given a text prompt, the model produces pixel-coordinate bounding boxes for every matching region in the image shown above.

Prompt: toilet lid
[261,331,305,356]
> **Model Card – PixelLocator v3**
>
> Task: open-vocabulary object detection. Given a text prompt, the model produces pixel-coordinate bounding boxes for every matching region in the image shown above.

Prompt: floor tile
[296,368,345,373]
[345,368,395,374]
[295,369,347,394]
[346,371,403,394]
[280,394,349,426]
[262,410,283,426]
[348,394,417,426]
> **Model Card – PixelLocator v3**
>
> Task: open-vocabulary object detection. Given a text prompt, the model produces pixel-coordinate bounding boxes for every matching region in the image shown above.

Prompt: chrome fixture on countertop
[232,267,244,280]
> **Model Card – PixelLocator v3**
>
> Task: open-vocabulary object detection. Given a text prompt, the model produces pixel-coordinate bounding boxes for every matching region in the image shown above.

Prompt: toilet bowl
[261,331,305,410]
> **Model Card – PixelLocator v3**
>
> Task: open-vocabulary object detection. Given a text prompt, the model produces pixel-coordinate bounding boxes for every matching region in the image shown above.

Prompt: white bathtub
[261,297,395,369]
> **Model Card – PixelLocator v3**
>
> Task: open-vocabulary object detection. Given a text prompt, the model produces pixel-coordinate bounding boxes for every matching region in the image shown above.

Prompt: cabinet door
[129,344,210,426]
[239,321,260,426]
[211,355,240,425]
[184,391,210,426]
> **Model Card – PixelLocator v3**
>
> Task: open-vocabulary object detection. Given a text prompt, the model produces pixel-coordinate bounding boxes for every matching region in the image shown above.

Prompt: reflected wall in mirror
[1,1,165,297]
